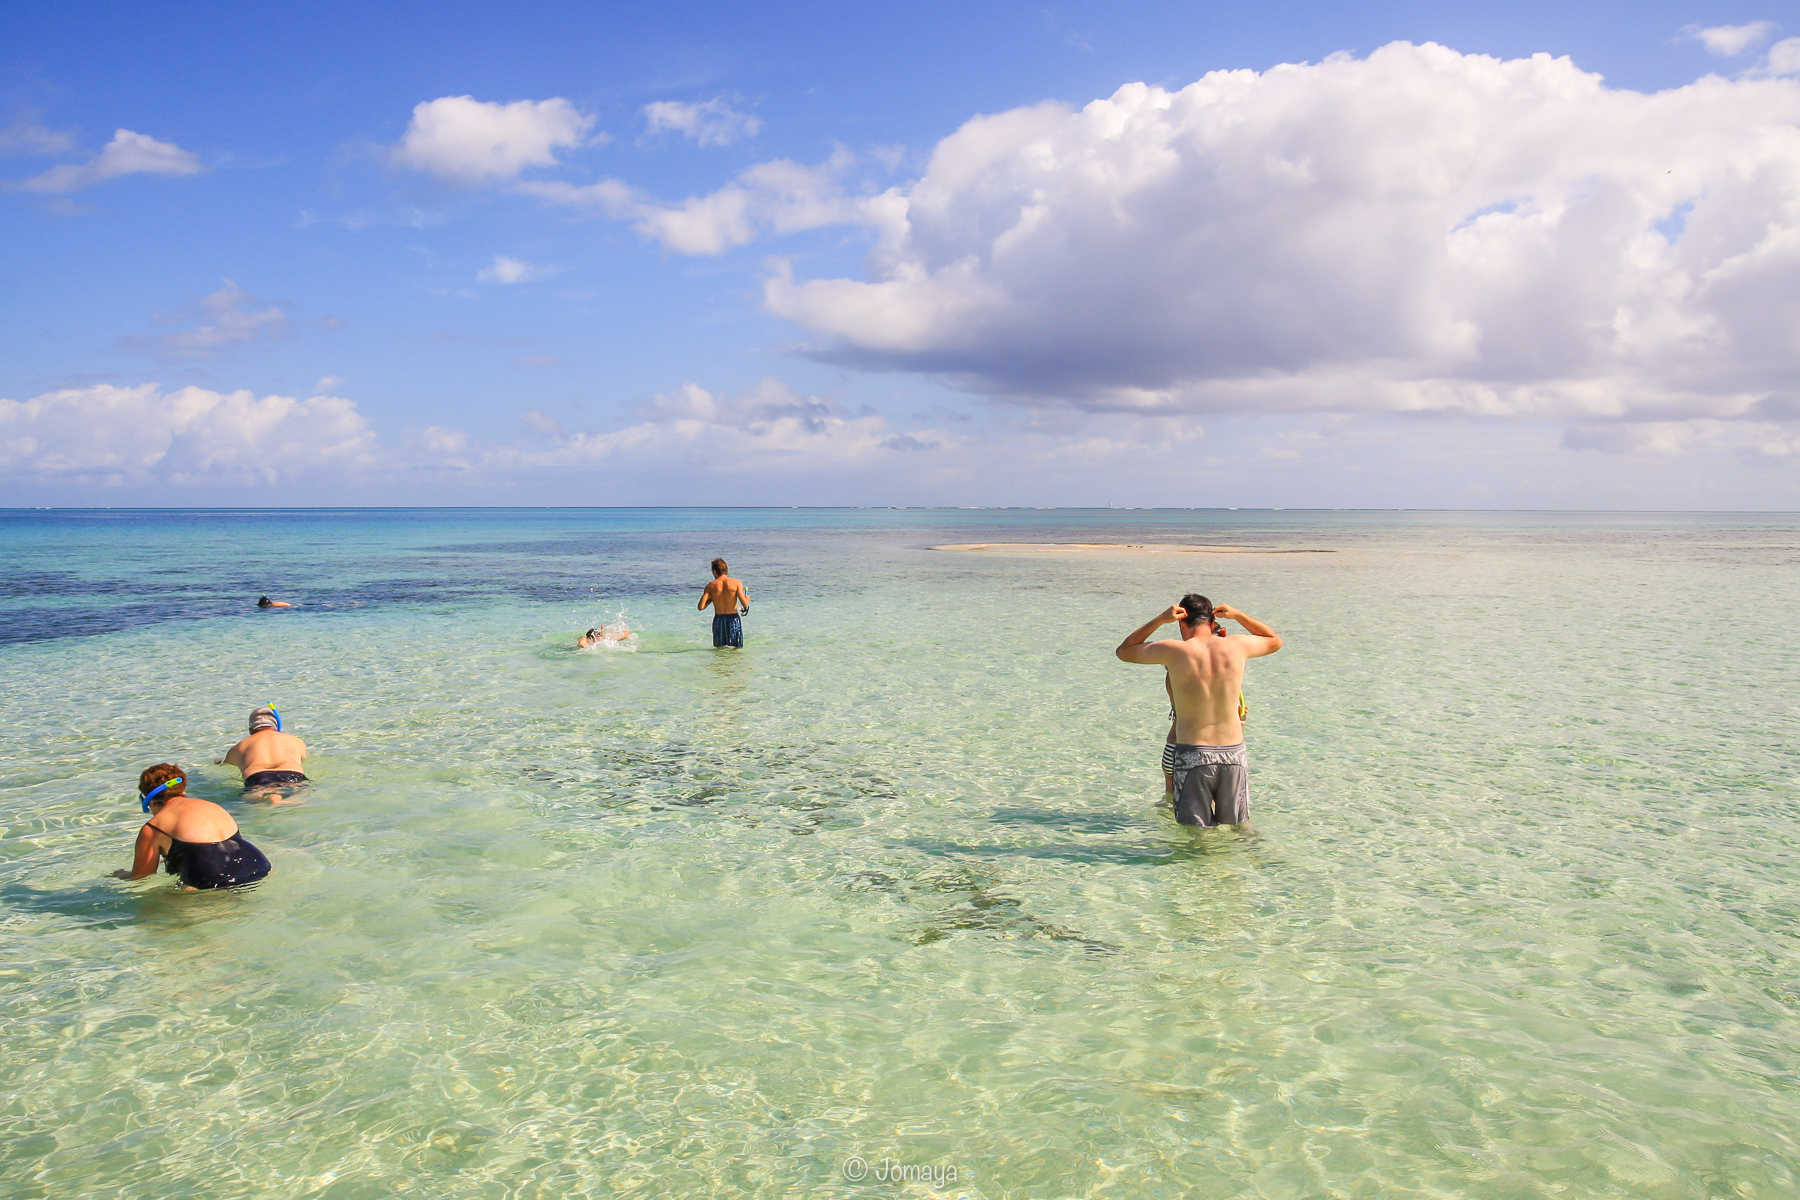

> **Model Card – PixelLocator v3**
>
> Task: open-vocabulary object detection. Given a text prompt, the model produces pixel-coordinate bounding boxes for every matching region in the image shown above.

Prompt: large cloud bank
[0,378,950,492]
[0,385,376,486]
[756,42,1800,425]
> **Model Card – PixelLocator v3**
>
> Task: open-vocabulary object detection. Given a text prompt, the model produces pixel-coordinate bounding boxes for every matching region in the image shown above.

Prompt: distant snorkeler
[578,620,634,648]
[256,596,294,608]
[218,706,309,798]
[114,763,271,890]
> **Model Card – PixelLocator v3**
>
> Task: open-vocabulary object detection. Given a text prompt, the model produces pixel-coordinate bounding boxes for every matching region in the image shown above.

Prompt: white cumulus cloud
[1683,21,1777,56]
[391,96,597,184]
[642,98,762,147]
[0,384,377,486]
[8,128,203,193]
[1764,37,1800,76]
[753,42,1800,428]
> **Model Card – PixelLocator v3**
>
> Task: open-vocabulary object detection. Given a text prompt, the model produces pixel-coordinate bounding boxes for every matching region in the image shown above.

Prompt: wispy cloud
[120,279,291,359]
[519,151,857,255]
[1680,21,1777,56]
[7,128,203,193]
[0,111,76,156]
[477,255,553,284]
[642,98,762,147]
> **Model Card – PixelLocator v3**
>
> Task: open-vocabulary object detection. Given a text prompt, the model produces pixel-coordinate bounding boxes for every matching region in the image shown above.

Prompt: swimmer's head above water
[137,763,187,813]
[249,706,280,734]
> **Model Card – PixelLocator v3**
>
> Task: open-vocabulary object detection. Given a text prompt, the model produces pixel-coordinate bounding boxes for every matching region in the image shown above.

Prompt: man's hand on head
[1212,603,1239,622]
[1165,605,1186,624]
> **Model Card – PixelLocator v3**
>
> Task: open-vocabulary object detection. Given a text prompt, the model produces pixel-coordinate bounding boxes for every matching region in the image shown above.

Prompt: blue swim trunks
[712,613,743,648]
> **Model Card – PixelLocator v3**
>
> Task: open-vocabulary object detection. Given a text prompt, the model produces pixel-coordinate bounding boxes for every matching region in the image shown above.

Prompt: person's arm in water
[217,741,242,768]
[1211,604,1283,657]
[1115,606,1186,663]
[113,824,165,880]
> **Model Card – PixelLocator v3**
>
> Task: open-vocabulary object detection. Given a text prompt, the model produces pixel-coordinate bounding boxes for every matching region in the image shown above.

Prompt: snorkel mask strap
[139,777,183,813]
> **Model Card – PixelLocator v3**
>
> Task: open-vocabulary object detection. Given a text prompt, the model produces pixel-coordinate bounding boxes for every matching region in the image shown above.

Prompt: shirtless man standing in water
[219,706,309,797]
[1116,594,1282,827]
[697,557,750,648]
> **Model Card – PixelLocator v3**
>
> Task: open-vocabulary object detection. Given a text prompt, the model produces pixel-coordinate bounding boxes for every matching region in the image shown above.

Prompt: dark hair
[138,763,187,799]
[1177,593,1215,628]
[710,558,727,576]
[257,596,273,607]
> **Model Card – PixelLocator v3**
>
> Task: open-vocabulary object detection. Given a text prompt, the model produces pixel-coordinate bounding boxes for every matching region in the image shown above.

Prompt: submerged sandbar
[927,542,1332,554]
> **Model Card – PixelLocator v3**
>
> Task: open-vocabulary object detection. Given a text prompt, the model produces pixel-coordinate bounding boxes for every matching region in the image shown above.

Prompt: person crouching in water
[114,764,271,889]
[220,706,308,798]
[1116,594,1283,828]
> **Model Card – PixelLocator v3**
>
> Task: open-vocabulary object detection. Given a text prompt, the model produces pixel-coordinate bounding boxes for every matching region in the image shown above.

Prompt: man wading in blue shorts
[1116,594,1282,827]
[697,557,751,648]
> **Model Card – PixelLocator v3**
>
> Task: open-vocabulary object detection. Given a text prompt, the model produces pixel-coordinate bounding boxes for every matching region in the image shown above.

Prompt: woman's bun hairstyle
[137,763,187,798]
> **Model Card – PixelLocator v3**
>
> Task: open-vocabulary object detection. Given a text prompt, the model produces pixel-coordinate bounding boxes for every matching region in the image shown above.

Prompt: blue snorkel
[140,777,183,813]
[267,704,281,733]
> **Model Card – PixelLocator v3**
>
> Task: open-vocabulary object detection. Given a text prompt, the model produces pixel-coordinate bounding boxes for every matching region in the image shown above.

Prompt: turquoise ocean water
[1,508,1796,1199]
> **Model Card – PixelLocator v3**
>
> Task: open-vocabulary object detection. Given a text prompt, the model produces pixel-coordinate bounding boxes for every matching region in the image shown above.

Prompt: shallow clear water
[1,508,1797,1199]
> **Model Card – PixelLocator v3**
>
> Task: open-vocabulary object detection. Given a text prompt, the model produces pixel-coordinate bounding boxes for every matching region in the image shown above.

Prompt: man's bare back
[1118,603,1280,742]
[1157,625,1255,745]
[223,730,308,778]
[698,574,749,615]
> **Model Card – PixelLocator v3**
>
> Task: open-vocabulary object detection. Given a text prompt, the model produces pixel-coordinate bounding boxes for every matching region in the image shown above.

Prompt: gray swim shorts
[1169,742,1249,827]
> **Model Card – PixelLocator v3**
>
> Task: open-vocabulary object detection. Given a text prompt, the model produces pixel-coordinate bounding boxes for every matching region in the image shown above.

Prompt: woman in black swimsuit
[113,763,272,890]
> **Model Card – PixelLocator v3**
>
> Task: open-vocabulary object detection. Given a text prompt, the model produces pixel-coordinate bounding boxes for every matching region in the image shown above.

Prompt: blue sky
[4,0,1800,507]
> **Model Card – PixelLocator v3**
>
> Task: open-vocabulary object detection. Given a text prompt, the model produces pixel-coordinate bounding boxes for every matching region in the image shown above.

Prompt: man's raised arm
[1116,606,1184,663]
[1213,603,1283,657]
